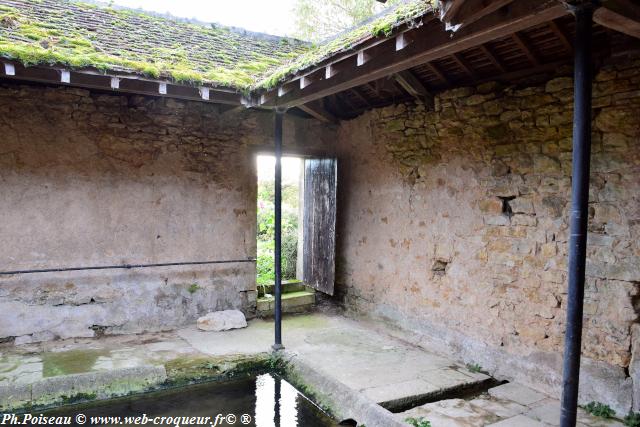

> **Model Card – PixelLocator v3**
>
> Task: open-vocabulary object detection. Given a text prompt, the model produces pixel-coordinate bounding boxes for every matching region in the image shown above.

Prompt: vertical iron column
[273,110,285,351]
[560,3,595,427]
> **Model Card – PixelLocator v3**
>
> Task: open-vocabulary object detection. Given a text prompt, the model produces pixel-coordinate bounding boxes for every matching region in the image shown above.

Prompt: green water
[44,374,337,426]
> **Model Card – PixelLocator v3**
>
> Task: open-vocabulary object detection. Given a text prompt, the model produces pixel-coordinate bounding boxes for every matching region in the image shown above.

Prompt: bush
[625,412,640,427]
[583,402,615,419]
[257,180,299,286]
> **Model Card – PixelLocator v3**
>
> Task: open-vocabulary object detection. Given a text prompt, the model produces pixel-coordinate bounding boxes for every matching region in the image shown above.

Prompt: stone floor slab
[526,401,561,426]
[487,414,549,426]
[469,396,528,418]
[489,383,547,406]
[1,313,491,414]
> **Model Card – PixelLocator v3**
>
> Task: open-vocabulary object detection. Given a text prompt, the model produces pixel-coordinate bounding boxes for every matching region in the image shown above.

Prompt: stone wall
[334,55,640,413]
[0,81,333,344]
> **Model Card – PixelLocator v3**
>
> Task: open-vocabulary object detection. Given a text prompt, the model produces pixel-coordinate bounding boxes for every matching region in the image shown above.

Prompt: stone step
[256,290,316,317]
[257,280,307,297]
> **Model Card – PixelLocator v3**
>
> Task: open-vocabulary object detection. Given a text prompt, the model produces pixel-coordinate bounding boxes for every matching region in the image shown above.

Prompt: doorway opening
[255,154,337,317]
[256,155,303,290]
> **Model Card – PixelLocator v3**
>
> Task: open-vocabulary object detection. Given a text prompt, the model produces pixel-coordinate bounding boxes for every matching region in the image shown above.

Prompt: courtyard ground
[0,313,624,426]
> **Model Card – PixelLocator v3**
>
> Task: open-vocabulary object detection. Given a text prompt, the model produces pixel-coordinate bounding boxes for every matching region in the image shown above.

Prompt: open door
[302,158,337,296]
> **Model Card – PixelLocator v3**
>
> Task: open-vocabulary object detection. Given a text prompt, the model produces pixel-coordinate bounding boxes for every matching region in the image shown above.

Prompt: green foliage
[259,0,429,89]
[405,417,431,427]
[466,363,483,373]
[625,412,640,427]
[257,179,300,286]
[187,283,200,294]
[291,0,402,42]
[583,402,615,419]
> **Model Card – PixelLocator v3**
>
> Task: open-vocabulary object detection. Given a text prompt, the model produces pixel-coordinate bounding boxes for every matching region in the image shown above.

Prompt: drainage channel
[381,376,506,414]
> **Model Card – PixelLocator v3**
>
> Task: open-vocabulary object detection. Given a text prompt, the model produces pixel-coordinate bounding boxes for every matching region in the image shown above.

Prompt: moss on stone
[42,349,108,377]
[163,354,271,387]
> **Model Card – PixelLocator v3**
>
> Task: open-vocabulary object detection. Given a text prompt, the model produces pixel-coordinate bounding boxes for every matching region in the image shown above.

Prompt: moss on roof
[255,0,433,90]
[0,0,432,92]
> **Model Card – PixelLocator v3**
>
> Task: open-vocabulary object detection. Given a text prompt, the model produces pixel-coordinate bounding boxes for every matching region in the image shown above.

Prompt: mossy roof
[0,0,433,92]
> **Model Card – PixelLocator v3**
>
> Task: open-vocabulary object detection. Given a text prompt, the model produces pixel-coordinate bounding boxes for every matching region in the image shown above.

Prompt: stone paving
[0,313,629,426]
[397,382,625,426]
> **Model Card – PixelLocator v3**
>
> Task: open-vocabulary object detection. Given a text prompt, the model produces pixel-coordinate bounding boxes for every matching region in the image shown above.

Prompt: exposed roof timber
[547,20,573,54]
[440,0,466,23]
[451,52,478,78]
[350,87,373,108]
[263,0,569,109]
[336,91,358,111]
[594,0,640,39]
[511,32,540,65]
[0,62,246,106]
[452,0,516,28]
[297,100,338,124]
[479,44,507,72]
[219,105,247,115]
[426,62,452,84]
[393,70,434,107]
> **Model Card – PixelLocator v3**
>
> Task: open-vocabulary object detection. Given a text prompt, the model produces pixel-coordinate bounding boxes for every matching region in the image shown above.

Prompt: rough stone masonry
[334,54,640,413]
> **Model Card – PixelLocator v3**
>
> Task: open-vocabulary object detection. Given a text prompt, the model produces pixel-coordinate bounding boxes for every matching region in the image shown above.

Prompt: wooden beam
[297,100,338,123]
[393,70,434,106]
[453,0,515,28]
[479,44,506,73]
[511,32,540,66]
[548,20,573,54]
[441,0,465,22]
[266,0,568,108]
[451,52,477,78]
[350,87,373,108]
[337,92,358,111]
[1,62,245,106]
[426,62,451,84]
[594,0,640,39]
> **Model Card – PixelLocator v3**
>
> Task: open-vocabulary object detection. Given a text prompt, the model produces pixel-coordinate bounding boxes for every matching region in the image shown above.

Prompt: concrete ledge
[277,350,407,427]
[0,365,167,411]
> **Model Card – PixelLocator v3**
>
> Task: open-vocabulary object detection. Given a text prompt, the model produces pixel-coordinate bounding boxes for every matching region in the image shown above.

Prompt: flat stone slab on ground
[180,313,490,408]
[197,310,247,332]
[487,414,548,426]
[489,383,547,406]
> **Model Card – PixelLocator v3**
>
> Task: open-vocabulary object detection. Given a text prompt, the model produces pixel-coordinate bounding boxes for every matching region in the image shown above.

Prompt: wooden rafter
[452,0,516,28]
[548,20,573,54]
[350,87,373,108]
[1,61,245,106]
[479,44,506,73]
[393,70,434,106]
[262,0,568,109]
[511,32,540,66]
[594,0,640,39]
[336,92,358,111]
[426,62,451,84]
[451,52,477,78]
[297,100,338,124]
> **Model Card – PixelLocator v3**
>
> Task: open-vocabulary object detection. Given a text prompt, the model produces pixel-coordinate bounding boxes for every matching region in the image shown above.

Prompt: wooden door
[302,158,337,295]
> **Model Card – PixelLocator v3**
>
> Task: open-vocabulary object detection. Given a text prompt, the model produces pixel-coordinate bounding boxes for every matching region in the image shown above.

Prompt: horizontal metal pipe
[0,259,256,276]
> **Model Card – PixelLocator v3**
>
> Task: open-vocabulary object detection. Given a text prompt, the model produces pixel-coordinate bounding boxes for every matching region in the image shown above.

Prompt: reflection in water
[255,374,300,427]
[43,373,335,426]
[255,374,275,426]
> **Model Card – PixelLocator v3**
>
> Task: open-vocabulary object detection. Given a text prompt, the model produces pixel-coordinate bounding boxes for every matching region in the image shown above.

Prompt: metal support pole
[560,3,596,426]
[273,110,285,351]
